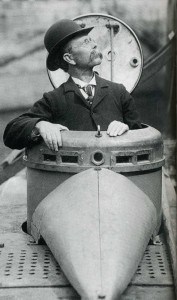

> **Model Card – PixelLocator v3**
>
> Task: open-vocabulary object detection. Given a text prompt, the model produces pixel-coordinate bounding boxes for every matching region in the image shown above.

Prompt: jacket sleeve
[3,93,54,150]
[120,84,142,129]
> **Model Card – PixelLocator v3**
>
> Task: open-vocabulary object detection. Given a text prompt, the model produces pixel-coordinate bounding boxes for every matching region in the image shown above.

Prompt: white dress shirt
[72,75,96,99]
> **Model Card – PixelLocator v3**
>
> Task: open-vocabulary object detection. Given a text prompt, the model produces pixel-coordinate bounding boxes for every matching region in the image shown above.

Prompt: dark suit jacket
[3,75,141,149]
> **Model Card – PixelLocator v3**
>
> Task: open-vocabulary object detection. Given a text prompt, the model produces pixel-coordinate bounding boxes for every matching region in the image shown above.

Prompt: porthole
[91,151,105,166]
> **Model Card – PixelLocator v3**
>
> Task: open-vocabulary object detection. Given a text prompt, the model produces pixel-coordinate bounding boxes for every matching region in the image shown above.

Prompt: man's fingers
[35,122,69,150]
[116,124,129,136]
[45,134,55,151]
[49,131,62,151]
[52,136,59,152]
[107,123,122,136]
[107,121,116,133]
[51,125,68,150]
[55,130,62,149]
[115,124,125,136]
[40,131,55,151]
[107,121,121,135]
[49,132,62,151]
[109,128,118,136]
[58,125,69,131]
[107,121,129,136]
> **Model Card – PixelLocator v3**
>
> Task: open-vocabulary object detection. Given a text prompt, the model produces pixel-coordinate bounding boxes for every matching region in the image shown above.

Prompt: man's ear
[63,53,76,66]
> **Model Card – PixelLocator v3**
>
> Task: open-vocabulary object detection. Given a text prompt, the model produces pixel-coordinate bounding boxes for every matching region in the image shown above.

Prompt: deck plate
[0,232,173,288]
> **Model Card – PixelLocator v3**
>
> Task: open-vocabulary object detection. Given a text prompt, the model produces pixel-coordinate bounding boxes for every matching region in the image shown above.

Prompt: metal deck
[0,170,176,299]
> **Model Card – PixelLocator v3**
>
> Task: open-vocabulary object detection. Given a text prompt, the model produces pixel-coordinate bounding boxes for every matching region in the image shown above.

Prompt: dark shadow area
[21,220,46,245]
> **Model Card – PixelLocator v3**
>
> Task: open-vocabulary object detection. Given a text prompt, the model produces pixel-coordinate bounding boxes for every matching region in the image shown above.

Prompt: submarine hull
[31,168,157,299]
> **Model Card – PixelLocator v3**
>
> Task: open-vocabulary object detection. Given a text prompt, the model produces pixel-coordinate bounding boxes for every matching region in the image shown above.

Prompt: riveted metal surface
[0,233,173,288]
[48,13,143,93]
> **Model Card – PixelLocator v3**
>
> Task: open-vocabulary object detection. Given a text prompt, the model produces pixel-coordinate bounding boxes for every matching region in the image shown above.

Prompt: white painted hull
[31,168,157,299]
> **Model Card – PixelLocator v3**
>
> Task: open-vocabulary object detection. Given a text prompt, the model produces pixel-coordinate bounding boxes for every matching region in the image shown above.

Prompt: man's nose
[92,39,97,49]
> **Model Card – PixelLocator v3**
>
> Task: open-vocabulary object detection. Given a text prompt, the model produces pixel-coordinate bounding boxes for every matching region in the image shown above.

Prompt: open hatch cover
[47,13,143,93]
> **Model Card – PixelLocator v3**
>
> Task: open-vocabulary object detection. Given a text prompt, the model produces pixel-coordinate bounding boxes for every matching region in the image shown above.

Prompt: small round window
[91,151,105,166]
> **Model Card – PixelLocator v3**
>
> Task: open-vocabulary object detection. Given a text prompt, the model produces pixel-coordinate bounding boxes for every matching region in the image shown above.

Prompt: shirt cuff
[30,126,41,141]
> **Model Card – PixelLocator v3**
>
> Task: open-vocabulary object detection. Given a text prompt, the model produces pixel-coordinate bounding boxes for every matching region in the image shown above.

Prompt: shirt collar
[72,74,96,87]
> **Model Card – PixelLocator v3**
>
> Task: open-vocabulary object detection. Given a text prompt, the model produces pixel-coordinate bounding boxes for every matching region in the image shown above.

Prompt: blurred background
[0,0,176,186]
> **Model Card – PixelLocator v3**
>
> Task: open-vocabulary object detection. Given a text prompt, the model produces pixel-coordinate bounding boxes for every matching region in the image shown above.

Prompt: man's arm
[120,84,142,130]
[106,84,141,136]
[3,93,68,150]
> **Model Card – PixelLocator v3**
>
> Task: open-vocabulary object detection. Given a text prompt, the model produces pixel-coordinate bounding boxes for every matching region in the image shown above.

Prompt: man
[3,19,141,152]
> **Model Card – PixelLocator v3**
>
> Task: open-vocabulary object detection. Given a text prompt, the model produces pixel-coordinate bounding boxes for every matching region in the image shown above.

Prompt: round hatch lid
[47,13,143,93]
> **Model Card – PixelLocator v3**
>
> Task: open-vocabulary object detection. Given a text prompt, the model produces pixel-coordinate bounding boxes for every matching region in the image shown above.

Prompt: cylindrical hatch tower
[24,125,165,234]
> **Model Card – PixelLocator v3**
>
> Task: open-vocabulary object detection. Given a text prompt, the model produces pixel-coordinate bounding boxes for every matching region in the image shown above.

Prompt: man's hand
[107,121,129,136]
[35,121,69,151]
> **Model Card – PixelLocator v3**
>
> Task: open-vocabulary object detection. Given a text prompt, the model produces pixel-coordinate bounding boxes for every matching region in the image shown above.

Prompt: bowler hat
[44,19,93,71]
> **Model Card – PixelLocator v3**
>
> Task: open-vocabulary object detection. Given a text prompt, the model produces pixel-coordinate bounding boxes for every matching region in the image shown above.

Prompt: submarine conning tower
[24,124,165,234]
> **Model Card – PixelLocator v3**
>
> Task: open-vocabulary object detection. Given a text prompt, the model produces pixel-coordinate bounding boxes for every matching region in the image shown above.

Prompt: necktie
[83,85,94,105]
[84,85,93,97]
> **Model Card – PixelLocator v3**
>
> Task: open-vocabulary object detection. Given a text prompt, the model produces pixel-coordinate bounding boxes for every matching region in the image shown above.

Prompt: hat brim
[46,26,94,71]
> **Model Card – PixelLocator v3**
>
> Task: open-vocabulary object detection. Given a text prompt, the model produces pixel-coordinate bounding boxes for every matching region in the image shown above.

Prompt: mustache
[90,50,103,60]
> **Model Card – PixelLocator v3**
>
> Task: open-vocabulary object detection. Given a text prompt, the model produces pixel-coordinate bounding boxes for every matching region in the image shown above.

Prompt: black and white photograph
[0,0,176,299]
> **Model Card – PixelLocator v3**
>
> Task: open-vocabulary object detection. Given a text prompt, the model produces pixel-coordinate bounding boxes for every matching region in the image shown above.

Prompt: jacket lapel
[63,75,109,108]
[92,75,109,108]
[63,77,90,107]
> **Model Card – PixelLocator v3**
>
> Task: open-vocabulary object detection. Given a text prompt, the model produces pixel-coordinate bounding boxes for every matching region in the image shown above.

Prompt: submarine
[0,13,176,300]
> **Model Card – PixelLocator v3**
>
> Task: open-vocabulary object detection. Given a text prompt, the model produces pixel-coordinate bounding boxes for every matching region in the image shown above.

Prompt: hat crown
[45,19,93,71]
[44,19,82,53]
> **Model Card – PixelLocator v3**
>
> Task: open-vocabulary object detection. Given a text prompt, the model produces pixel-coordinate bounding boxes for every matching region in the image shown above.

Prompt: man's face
[66,34,103,69]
